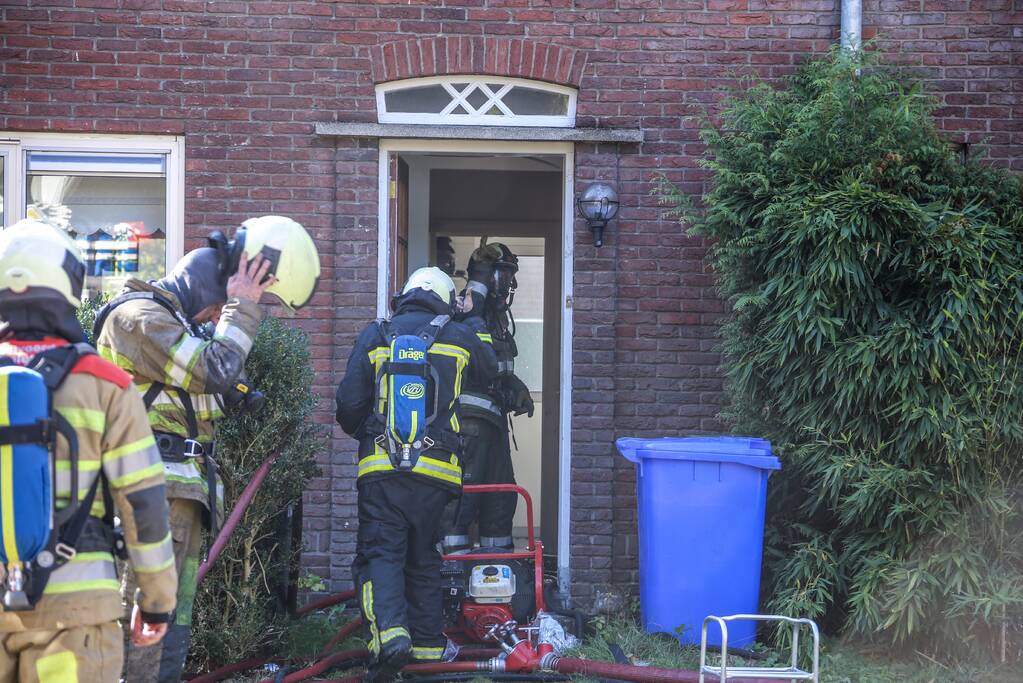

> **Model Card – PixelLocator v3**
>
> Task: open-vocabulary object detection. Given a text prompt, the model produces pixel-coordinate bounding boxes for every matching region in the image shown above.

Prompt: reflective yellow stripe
[98,344,134,371]
[128,531,174,572]
[412,646,444,661]
[412,455,462,485]
[381,626,410,644]
[108,461,163,488]
[358,454,394,478]
[429,343,469,364]
[164,334,206,390]
[103,435,156,461]
[476,332,493,344]
[36,650,77,683]
[55,460,101,472]
[0,373,19,564]
[56,407,105,433]
[43,578,120,594]
[363,581,379,654]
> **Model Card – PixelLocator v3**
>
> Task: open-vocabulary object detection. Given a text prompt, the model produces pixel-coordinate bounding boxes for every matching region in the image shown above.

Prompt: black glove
[504,374,534,418]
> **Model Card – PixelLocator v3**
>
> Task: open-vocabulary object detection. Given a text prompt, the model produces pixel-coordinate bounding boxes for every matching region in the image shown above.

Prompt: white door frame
[377,138,575,595]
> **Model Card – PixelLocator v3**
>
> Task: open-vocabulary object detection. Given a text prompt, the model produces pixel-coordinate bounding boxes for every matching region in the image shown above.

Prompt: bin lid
[616,436,780,471]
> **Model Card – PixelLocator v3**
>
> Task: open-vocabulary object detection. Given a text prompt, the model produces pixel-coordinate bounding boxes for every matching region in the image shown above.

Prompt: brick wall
[1,0,1020,602]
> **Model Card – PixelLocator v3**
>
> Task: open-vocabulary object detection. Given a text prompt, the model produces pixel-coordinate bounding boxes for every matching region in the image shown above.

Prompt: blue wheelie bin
[616,436,780,647]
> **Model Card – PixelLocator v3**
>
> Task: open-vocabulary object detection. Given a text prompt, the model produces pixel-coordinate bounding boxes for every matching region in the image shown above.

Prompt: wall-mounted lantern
[576,182,619,248]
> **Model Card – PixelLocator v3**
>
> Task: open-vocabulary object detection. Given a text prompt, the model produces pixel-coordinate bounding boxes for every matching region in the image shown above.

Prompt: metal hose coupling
[484,658,507,673]
[539,652,560,671]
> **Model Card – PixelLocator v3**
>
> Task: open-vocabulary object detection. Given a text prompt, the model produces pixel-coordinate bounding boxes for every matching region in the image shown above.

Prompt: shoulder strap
[418,314,450,348]
[27,344,95,392]
[93,290,191,340]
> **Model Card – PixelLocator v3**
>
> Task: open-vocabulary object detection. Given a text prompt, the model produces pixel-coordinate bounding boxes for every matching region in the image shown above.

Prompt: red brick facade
[1,1,1020,602]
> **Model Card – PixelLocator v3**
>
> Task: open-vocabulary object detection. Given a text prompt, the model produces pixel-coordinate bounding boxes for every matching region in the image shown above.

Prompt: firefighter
[444,242,534,552]
[336,267,498,682]
[0,220,177,682]
[94,216,320,683]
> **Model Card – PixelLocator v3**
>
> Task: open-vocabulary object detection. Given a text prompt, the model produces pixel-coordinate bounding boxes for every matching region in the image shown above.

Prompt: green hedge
[659,51,1023,660]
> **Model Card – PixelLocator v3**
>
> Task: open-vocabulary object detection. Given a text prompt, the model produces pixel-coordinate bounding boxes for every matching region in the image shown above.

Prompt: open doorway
[378,142,572,588]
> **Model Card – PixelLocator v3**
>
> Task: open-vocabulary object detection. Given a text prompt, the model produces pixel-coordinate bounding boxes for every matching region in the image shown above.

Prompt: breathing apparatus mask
[468,240,519,312]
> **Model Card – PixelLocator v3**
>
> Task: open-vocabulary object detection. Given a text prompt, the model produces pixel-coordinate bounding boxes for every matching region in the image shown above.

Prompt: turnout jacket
[96,278,262,517]
[336,290,499,490]
[0,338,177,632]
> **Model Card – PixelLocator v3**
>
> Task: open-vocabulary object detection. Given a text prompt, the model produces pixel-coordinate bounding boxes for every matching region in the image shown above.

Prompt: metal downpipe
[841,0,862,52]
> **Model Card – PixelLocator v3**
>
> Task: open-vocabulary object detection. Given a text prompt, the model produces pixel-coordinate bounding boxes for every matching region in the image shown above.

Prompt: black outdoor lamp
[576,182,620,247]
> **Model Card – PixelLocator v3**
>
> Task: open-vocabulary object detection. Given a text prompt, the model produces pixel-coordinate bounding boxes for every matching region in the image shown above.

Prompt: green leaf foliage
[660,51,1023,661]
[189,317,324,670]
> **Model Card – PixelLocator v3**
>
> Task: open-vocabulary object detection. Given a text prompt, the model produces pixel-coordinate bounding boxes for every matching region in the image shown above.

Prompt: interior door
[389,155,410,298]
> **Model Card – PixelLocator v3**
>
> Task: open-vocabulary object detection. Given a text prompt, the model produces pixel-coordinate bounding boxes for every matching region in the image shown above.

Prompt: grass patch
[570,615,1023,683]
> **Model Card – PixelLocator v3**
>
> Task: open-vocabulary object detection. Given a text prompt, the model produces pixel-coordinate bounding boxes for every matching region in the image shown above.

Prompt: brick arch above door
[370,37,588,89]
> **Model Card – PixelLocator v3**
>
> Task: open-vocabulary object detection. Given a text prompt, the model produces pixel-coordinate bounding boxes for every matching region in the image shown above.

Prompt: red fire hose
[317,616,365,658]
[196,453,279,586]
[295,588,357,618]
[255,648,368,683]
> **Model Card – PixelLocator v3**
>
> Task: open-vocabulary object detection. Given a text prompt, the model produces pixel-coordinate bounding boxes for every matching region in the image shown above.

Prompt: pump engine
[441,553,537,643]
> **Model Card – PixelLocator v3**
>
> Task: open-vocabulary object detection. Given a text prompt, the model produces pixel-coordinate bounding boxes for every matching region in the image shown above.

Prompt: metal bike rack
[699,614,819,682]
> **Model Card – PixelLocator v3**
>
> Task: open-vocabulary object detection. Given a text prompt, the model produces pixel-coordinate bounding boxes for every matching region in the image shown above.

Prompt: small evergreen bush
[189,317,323,670]
[659,51,1023,660]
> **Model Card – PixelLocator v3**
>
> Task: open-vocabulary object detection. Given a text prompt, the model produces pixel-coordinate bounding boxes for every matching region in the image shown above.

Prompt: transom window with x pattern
[376,76,577,127]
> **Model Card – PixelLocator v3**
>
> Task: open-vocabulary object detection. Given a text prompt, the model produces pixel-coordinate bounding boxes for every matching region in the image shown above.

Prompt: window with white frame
[0,134,183,300]
[376,77,577,127]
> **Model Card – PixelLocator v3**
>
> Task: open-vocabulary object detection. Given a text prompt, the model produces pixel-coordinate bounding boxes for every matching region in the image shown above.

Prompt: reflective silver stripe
[458,393,502,417]
[497,360,514,373]
[167,335,204,385]
[128,532,174,573]
[214,320,254,354]
[412,457,461,484]
[163,460,206,487]
[44,556,118,593]
[467,280,488,296]
[105,444,162,487]
[480,535,514,548]
[443,535,471,547]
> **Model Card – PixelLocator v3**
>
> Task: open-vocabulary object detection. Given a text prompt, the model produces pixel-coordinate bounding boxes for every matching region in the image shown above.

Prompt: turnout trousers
[353,476,454,665]
[446,417,517,550]
[123,498,204,683]
[0,623,123,683]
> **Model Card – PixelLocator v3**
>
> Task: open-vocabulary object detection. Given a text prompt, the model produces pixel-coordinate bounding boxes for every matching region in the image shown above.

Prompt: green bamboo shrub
[659,51,1023,659]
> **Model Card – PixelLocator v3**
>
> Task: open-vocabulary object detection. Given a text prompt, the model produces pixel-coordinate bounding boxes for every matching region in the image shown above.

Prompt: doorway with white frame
[377,139,574,594]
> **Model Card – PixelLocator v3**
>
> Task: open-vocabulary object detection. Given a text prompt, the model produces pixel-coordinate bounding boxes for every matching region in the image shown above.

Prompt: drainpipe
[840,0,862,52]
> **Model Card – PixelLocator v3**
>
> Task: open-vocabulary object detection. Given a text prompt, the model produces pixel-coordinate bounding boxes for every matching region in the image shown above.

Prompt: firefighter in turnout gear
[336,267,498,683]
[0,220,176,683]
[95,216,320,682]
[443,241,534,553]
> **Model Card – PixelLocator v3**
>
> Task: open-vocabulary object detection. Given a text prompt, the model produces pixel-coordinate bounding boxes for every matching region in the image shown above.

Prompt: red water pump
[440,485,547,645]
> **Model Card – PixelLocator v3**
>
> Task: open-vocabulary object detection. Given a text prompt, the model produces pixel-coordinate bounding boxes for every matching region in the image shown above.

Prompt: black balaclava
[0,291,88,344]
[155,247,228,321]
[391,287,452,317]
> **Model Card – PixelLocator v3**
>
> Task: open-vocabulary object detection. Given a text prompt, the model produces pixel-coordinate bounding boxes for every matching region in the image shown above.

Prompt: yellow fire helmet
[402,266,456,306]
[0,219,86,307]
[211,215,322,313]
